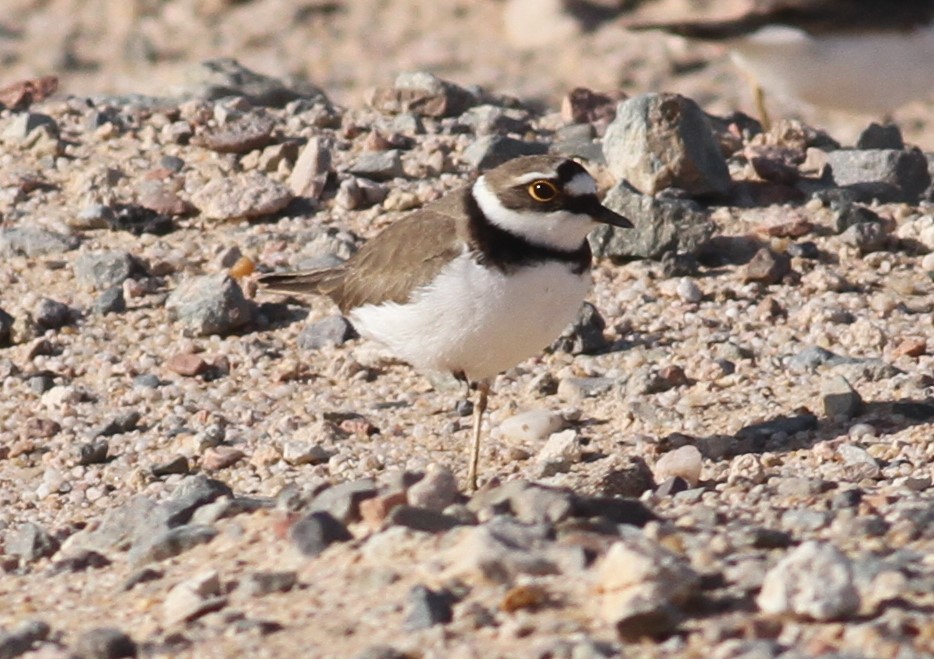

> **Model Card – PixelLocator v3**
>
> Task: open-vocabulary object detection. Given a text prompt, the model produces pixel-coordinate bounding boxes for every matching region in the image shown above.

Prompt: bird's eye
[527,180,559,202]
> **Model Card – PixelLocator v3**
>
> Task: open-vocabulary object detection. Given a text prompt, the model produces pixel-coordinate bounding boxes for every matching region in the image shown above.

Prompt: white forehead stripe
[565,172,597,196]
[511,171,558,185]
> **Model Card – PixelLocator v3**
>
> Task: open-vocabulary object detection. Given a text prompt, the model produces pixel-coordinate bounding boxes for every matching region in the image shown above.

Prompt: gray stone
[404,585,453,630]
[47,549,111,575]
[150,455,190,477]
[744,248,791,285]
[27,374,54,394]
[443,518,559,584]
[459,104,529,135]
[5,522,60,562]
[96,410,141,437]
[290,511,352,557]
[557,376,615,401]
[592,456,656,498]
[0,308,13,347]
[840,220,889,254]
[0,227,79,257]
[129,524,219,565]
[826,148,931,203]
[757,541,859,620]
[74,250,143,290]
[507,484,575,525]
[73,627,137,659]
[385,506,461,532]
[297,315,356,351]
[822,375,863,419]
[569,495,656,527]
[93,287,126,315]
[462,136,550,170]
[787,345,845,373]
[179,57,327,107]
[603,93,731,196]
[348,150,404,181]
[776,477,824,497]
[834,204,881,233]
[549,302,608,355]
[190,496,272,525]
[133,374,162,389]
[77,440,109,466]
[335,176,389,210]
[780,508,829,534]
[367,71,475,118]
[238,570,298,597]
[589,181,714,261]
[310,479,377,524]
[166,273,253,336]
[0,620,50,658]
[191,171,293,221]
[33,297,74,330]
[63,495,164,555]
[194,112,275,154]
[166,475,234,526]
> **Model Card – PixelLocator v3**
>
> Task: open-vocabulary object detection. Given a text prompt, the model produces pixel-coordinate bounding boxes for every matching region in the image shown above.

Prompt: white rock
[653,445,703,486]
[676,277,703,303]
[499,409,565,442]
[162,570,226,625]
[727,454,766,485]
[41,385,80,409]
[407,464,458,511]
[536,430,582,476]
[596,537,700,638]
[757,541,859,620]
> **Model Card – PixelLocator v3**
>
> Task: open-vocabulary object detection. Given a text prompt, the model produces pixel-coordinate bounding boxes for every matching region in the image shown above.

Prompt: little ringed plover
[259,154,631,490]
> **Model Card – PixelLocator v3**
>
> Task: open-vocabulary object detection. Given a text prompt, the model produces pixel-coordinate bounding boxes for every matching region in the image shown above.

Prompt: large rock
[589,181,715,260]
[603,93,731,196]
[825,148,931,203]
[757,541,859,620]
[0,226,79,257]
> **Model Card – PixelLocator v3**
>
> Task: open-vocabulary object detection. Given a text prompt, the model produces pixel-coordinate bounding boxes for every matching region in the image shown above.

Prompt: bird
[626,0,934,126]
[258,155,632,490]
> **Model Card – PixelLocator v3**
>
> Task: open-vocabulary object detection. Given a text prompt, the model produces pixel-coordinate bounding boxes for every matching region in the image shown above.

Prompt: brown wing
[257,267,346,298]
[333,203,465,313]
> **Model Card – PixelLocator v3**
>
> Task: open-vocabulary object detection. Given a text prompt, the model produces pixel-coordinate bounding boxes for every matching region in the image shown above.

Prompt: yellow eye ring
[528,180,559,202]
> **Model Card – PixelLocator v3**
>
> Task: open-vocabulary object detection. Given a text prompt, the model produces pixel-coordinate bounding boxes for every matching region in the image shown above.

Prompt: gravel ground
[1,1,933,658]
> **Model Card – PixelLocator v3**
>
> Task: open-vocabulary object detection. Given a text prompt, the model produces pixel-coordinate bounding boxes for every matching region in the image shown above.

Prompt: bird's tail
[256,267,345,298]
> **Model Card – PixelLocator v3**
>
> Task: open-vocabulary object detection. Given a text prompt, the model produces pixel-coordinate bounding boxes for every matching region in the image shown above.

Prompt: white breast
[731,23,934,114]
[348,252,591,382]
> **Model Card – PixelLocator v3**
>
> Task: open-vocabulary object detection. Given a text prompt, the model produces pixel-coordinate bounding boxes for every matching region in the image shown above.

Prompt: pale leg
[467,379,490,491]
[754,82,772,132]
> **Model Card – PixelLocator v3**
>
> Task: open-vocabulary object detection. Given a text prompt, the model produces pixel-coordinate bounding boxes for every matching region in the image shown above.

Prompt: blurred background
[1,0,932,147]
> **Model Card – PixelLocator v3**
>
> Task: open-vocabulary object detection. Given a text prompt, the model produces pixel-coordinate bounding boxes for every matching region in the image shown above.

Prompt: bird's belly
[349,255,592,382]
[732,24,934,113]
